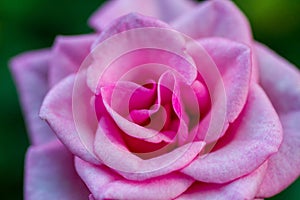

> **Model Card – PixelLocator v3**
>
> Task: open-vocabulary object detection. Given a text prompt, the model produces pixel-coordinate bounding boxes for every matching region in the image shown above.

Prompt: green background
[0,0,299,199]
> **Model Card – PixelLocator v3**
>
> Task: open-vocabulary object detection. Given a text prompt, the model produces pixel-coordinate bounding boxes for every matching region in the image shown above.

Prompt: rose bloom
[10,0,300,199]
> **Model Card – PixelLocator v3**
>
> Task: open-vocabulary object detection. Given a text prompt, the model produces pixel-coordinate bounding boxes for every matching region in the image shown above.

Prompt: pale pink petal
[256,43,300,114]
[200,38,251,123]
[10,50,55,145]
[92,12,170,48]
[76,157,193,200]
[100,173,193,200]
[182,84,282,183]
[195,38,251,143]
[75,157,119,198]
[177,162,268,200]
[255,43,300,197]
[49,34,96,87]
[89,0,196,31]
[90,47,197,92]
[94,117,205,181]
[172,0,252,45]
[88,13,197,92]
[25,141,89,200]
[40,74,100,164]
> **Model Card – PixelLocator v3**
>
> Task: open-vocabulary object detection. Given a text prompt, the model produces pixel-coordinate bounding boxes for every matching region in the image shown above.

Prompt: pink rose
[10,0,300,199]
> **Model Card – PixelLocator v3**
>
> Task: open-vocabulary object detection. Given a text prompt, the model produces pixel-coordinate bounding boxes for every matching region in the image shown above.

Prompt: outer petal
[255,43,300,197]
[177,162,268,200]
[25,141,89,200]
[10,50,55,145]
[89,0,196,31]
[40,74,100,164]
[182,84,282,183]
[256,43,300,114]
[76,157,194,200]
[49,34,96,87]
[172,0,252,45]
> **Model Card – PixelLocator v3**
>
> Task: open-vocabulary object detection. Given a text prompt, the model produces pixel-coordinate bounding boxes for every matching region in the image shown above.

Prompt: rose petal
[100,81,167,143]
[256,43,300,114]
[25,141,89,200]
[75,157,119,198]
[200,38,251,123]
[40,74,100,164]
[172,0,251,45]
[102,81,156,118]
[49,34,96,87]
[94,116,205,181]
[76,155,194,200]
[255,43,300,197]
[92,12,170,47]
[181,84,282,183]
[89,0,195,31]
[100,173,193,200]
[10,50,55,145]
[177,162,268,200]
[194,38,251,143]
[87,13,197,92]
[100,71,191,144]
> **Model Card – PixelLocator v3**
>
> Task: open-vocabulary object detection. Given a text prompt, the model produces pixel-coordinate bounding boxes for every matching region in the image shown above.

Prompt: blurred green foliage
[0,0,299,199]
